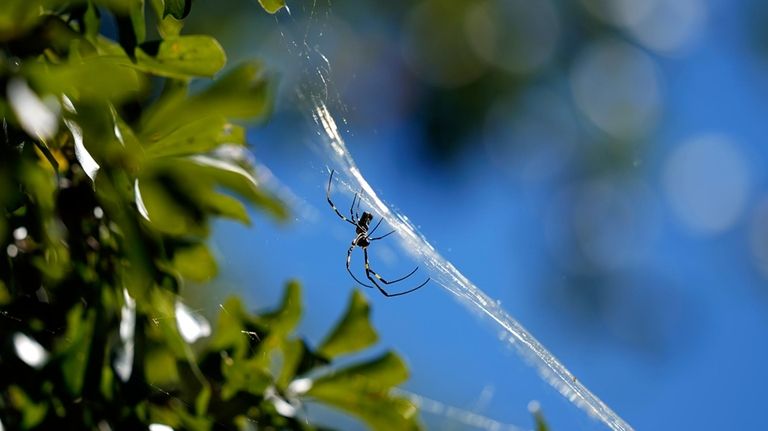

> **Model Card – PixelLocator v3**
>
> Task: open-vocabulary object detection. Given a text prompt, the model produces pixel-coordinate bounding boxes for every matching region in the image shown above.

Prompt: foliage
[532,406,550,431]
[0,0,420,429]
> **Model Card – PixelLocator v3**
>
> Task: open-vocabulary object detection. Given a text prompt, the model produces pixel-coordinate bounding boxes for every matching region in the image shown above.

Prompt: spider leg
[363,248,429,297]
[368,218,384,236]
[326,170,356,226]
[350,193,359,223]
[369,230,395,241]
[347,243,376,288]
[355,189,363,220]
[367,217,393,240]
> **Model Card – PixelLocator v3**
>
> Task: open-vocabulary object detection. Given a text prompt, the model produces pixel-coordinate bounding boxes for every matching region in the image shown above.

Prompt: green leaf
[55,305,96,396]
[195,384,211,416]
[196,61,272,119]
[84,1,100,41]
[8,386,48,428]
[130,0,147,43]
[184,155,288,222]
[0,0,47,41]
[221,357,272,399]
[163,0,191,19]
[135,173,209,237]
[140,61,271,138]
[149,289,195,359]
[313,351,409,391]
[0,282,10,305]
[93,0,135,15]
[33,141,59,175]
[145,117,245,159]
[258,280,301,335]
[110,105,145,165]
[24,57,145,103]
[533,407,550,431]
[21,160,56,213]
[137,155,281,235]
[150,0,184,38]
[200,191,251,225]
[275,338,304,389]
[308,352,420,431]
[209,296,262,355]
[135,36,226,79]
[209,297,247,351]
[172,243,217,282]
[145,347,181,385]
[257,0,285,14]
[318,289,378,359]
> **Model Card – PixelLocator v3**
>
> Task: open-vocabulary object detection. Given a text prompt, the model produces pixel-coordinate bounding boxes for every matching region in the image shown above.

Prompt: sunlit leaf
[141,61,271,137]
[275,338,304,389]
[209,297,257,354]
[172,243,217,282]
[150,0,184,38]
[135,36,226,79]
[176,301,212,344]
[138,154,282,234]
[314,351,409,391]
[135,174,209,237]
[196,61,272,119]
[145,117,245,158]
[199,191,251,225]
[308,352,420,431]
[33,140,59,172]
[130,0,147,43]
[84,2,100,41]
[7,78,59,141]
[185,155,288,221]
[318,289,378,359]
[24,57,145,103]
[257,0,286,14]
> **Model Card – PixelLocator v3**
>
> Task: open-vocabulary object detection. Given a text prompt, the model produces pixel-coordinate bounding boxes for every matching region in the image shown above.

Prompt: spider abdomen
[356,236,371,248]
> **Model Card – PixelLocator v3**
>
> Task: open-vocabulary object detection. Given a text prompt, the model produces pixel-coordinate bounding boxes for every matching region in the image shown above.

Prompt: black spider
[326,170,429,297]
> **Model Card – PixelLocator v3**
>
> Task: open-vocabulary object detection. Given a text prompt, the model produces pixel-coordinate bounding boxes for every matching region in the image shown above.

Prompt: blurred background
[180,0,768,429]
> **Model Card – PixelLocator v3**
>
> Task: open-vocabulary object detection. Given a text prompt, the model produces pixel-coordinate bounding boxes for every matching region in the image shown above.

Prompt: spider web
[268,1,635,431]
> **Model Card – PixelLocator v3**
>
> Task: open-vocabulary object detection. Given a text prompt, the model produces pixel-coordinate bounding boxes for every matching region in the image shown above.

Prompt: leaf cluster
[0,0,418,429]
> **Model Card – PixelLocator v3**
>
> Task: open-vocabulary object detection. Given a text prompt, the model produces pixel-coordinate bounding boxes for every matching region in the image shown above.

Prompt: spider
[326,170,429,297]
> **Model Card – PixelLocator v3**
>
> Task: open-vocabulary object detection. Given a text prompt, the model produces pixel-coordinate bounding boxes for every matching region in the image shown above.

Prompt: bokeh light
[581,0,707,55]
[663,135,751,234]
[465,0,560,75]
[570,39,662,139]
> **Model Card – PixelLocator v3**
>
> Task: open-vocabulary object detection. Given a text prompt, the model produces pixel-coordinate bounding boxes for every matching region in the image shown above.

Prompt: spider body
[326,170,429,297]
[354,232,371,248]
[355,212,373,237]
